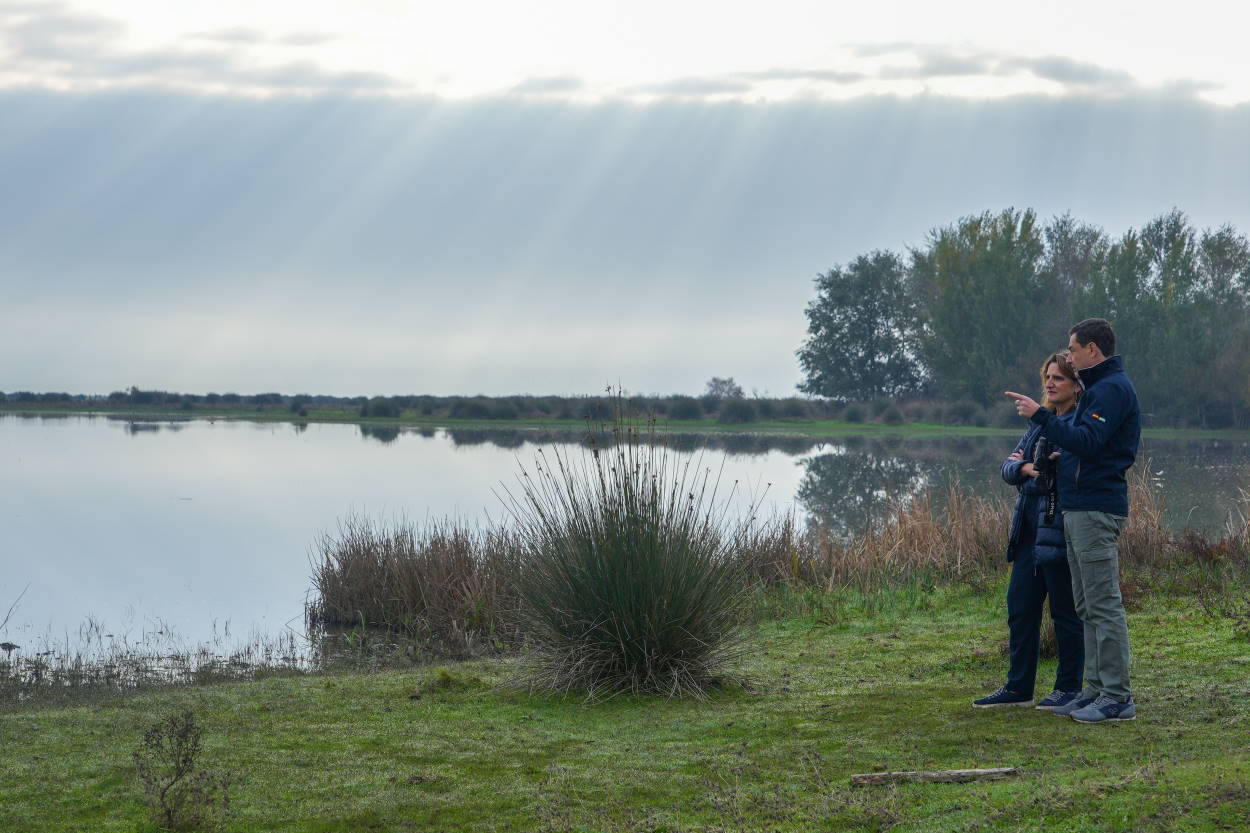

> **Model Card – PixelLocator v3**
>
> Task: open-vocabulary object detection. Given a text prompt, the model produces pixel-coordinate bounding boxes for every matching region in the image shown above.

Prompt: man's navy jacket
[1028,355,1141,517]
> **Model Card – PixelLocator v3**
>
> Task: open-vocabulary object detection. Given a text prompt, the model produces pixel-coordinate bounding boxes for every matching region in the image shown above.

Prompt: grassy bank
[7,403,1250,441]
[3,585,1248,832]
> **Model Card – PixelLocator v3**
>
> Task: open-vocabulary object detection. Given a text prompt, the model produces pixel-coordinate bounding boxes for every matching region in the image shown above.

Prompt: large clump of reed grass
[501,421,751,699]
[307,516,521,656]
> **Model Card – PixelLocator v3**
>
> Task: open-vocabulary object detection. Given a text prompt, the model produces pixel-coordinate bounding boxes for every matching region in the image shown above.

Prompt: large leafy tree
[801,207,1250,427]
[910,208,1050,404]
[797,251,923,401]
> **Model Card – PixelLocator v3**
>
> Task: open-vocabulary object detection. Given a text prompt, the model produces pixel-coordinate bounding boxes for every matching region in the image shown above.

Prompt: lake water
[3,414,1248,652]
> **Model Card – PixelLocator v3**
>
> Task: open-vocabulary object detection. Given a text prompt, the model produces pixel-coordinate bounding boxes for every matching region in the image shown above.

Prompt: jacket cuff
[1002,460,1026,484]
[1030,406,1051,426]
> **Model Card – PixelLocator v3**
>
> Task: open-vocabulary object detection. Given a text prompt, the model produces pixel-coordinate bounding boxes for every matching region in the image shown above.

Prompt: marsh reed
[306,460,1250,657]
[306,516,523,657]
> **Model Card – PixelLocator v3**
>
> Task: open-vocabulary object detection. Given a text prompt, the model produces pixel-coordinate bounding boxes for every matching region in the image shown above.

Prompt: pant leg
[1005,547,1047,695]
[1042,557,1084,692]
[1063,516,1101,696]
[1064,511,1131,700]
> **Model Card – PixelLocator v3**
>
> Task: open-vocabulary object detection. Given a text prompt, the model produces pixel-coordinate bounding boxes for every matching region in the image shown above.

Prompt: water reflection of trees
[446,428,527,448]
[440,427,826,456]
[796,437,1010,536]
[359,424,401,444]
[350,425,1248,535]
[797,450,931,538]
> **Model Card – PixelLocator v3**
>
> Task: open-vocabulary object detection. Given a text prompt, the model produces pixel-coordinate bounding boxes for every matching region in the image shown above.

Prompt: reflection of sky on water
[2,415,1246,648]
[0,416,813,646]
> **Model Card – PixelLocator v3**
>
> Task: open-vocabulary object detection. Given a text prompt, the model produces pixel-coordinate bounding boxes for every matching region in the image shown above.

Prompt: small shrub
[668,396,703,421]
[492,401,520,420]
[361,398,401,418]
[842,404,866,423]
[717,398,758,424]
[991,402,1020,428]
[133,709,234,832]
[881,405,904,424]
[946,401,981,425]
[779,398,809,420]
[449,399,493,420]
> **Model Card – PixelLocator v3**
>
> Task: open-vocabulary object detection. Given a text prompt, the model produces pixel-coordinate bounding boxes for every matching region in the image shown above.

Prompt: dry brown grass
[738,485,1010,591]
[305,469,1250,653]
[307,516,523,656]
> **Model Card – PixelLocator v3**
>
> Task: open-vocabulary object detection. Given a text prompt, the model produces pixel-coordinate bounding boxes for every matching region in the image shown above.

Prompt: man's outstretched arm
[1003,386,1126,457]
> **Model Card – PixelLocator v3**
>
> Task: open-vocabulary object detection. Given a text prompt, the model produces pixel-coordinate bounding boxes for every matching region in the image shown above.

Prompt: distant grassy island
[3,387,1248,440]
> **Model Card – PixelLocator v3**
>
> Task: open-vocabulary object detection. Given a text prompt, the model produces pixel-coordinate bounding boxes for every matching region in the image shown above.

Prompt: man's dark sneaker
[1070,695,1136,723]
[1051,690,1099,716]
[972,685,1034,708]
[1035,689,1082,711]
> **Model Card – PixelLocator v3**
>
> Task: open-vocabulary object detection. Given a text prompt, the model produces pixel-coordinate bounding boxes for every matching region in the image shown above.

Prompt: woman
[974,351,1085,710]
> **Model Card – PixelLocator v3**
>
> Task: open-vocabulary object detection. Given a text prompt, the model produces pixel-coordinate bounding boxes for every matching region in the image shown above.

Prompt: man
[1004,318,1140,723]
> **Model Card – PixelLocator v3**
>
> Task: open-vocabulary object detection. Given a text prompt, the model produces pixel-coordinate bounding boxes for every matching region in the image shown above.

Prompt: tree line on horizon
[0,384,1028,429]
[797,207,1250,429]
[0,383,831,425]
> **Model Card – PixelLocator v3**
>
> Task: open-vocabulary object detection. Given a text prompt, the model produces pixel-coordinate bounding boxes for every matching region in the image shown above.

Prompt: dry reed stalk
[308,516,523,655]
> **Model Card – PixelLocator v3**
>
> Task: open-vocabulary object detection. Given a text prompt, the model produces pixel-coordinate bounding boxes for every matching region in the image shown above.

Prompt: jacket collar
[1078,354,1123,387]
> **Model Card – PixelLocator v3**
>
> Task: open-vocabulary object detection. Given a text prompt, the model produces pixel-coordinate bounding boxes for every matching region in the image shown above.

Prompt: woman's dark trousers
[1006,530,1084,695]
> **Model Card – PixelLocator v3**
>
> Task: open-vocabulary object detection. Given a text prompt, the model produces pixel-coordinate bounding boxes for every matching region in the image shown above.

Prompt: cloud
[744,44,1219,103]
[510,75,584,95]
[0,2,394,95]
[278,32,336,48]
[630,76,753,97]
[877,53,994,79]
[191,26,336,48]
[1,1,123,62]
[242,61,399,91]
[0,7,1226,105]
[1002,55,1135,88]
[739,68,868,84]
[594,44,1217,104]
[191,26,269,45]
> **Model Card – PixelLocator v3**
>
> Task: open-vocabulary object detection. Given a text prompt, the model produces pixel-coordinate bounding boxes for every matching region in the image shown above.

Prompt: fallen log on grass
[850,767,1019,786]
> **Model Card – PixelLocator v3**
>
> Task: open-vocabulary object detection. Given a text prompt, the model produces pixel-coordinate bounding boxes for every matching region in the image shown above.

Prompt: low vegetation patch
[133,708,236,832]
[4,586,1250,831]
[307,517,523,658]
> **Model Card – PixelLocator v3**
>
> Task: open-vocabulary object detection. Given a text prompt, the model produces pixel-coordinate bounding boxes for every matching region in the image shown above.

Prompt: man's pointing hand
[1004,391,1041,419]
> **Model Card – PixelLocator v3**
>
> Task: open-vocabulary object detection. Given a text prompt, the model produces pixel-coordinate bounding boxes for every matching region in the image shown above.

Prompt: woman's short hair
[1040,350,1081,412]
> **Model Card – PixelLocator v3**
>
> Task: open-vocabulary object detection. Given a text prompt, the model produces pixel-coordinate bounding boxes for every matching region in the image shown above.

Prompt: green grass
[4,584,1248,832]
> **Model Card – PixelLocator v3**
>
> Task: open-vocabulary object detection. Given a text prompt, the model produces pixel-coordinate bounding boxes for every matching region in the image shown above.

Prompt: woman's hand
[1008,450,1024,462]
[1021,463,1038,478]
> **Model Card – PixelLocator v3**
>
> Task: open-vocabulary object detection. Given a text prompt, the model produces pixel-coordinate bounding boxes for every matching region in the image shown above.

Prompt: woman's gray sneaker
[973,685,1034,708]
[1035,690,1081,710]
[1070,695,1136,723]
[1051,691,1099,716]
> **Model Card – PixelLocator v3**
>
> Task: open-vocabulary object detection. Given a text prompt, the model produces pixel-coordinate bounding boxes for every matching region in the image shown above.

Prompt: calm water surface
[2,414,1247,650]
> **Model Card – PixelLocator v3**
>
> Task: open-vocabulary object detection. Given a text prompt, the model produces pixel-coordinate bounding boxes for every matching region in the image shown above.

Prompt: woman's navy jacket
[1001,413,1074,565]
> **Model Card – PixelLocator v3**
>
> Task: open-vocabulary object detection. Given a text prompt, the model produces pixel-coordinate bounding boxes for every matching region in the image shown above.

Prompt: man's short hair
[1070,318,1116,357]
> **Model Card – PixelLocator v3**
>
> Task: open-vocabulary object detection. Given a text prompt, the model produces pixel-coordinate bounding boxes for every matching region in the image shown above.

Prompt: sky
[3,0,1250,397]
